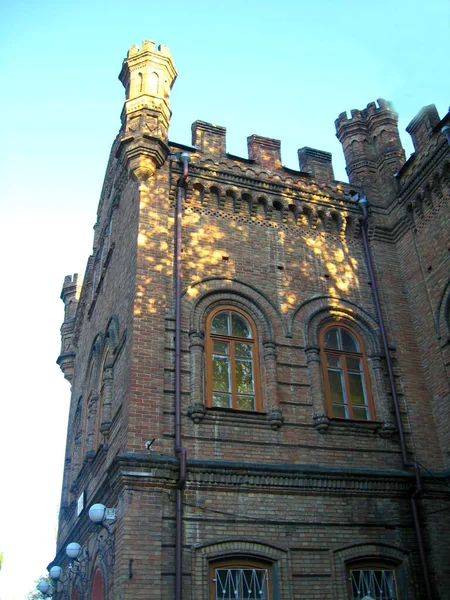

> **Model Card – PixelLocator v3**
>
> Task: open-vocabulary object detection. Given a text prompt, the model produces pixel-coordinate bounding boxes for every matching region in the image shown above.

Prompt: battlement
[61,273,82,302]
[192,121,226,157]
[298,147,334,183]
[247,135,282,171]
[406,104,441,153]
[126,40,172,59]
[335,99,405,205]
[119,40,177,103]
[187,121,338,182]
[335,98,394,129]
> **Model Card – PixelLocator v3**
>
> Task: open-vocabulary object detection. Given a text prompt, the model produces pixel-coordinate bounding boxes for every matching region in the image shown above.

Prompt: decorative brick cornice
[104,453,431,496]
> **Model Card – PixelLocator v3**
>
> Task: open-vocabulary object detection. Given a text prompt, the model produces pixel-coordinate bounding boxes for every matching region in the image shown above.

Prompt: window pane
[236,360,254,394]
[212,312,230,335]
[232,313,251,338]
[213,340,229,354]
[327,354,341,368]
[237,395,256,410]
[346,356,361,371]
[348,372,367,407]
[324,328,339,349]
[235,342,253,358]
[212,393,232,408]
[328,369,346,405]
[341,328,359,352]
[213,356,231,392]
[332,404,348,418]
[353,406,370,420]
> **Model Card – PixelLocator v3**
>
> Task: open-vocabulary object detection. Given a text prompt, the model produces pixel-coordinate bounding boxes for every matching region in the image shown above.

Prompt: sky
[0,0,448,597]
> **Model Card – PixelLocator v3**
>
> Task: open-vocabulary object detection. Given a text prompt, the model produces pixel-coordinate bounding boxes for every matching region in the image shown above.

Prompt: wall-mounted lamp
[45,502,116,598]
[88,503,115,573]
[37,580,52,597]
[50,541,88,598]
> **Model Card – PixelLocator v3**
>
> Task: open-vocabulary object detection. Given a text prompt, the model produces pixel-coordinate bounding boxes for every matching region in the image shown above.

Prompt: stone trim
[186,462,412,495]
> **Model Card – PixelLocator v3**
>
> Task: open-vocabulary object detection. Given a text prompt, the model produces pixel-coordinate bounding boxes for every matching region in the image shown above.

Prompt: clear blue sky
[0,0,448,597]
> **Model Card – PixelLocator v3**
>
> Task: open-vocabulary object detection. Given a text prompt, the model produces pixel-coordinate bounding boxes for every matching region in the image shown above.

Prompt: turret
[57,274,82,382]
[117,41,178,178]
[406,104,441,153]
[335,99,405,205]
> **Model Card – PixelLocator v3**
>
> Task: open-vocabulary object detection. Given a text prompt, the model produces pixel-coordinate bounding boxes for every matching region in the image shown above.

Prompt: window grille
[214,568,270,599]
[350,569,398,599]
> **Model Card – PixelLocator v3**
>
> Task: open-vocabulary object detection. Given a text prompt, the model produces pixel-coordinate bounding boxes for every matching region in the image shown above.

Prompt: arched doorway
[90,568,104,600]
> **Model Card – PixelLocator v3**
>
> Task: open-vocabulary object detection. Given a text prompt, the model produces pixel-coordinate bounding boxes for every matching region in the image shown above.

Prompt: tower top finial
[117,40,178,176]
[119,41,177,104]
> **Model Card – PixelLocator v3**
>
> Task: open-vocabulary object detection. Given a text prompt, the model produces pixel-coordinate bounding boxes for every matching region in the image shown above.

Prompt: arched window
[209,557,272,599]
[347,559,401,599]
[96,349,109,449]
[320,324,373,420]
[206,308,261,411]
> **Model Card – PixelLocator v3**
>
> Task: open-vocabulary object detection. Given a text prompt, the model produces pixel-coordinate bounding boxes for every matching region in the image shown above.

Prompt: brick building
[50,40,450,599]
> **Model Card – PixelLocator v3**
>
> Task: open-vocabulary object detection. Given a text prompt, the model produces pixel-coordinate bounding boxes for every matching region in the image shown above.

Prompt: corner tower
[118,40,177,177]
[335,99,406,205]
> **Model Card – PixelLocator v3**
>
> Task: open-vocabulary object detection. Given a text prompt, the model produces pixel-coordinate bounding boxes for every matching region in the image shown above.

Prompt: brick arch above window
[291,295,381,350]
[185,277,285,338]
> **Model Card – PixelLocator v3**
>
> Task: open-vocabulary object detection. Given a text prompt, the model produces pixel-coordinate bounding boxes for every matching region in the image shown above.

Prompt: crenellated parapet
[57,274,83,382]
[247,135,282,171]
[335,99,406,205]
[189,120,338,186]
[298,147,334,183]
[393,105,450,234]
[192,121,227,157]
[406,104,442,154]
[117,40,177,179]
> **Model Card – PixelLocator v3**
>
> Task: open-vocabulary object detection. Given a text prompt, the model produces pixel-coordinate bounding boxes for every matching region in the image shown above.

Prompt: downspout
[174,152,190,600]
[355,194,432,600]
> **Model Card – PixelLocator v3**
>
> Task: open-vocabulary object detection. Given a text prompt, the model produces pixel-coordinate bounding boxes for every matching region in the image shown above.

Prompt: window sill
[320,416,393,437]
[188,403,284,430]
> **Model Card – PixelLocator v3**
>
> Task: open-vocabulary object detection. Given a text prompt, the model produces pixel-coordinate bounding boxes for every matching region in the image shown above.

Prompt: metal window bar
[350,569,398,599]
[214,568,270,599]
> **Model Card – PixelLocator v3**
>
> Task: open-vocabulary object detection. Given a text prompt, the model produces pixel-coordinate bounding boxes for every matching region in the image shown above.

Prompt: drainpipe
[355,194,432,600]
[174,152,190,600]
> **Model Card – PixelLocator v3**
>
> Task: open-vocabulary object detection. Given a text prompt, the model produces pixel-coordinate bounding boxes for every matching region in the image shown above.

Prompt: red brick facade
[52,41,450,599]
